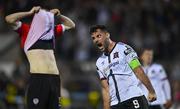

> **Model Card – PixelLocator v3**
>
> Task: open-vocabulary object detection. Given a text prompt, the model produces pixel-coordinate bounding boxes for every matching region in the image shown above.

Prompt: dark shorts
[26,73,61,109]
[149,105,162,109]
[111,95,149,109]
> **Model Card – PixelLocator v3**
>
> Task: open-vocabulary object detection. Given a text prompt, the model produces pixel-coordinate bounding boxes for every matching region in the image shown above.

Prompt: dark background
[0,0,180,109]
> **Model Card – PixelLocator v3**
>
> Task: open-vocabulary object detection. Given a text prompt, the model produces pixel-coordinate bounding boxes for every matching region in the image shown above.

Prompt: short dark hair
[139,47,154,56]
[32,0,52,10]
[89,25,109,34]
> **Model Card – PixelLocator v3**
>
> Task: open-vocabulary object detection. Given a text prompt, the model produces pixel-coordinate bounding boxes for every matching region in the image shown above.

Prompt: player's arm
[124,45,156,102]
[96,65,110,109]
[59,15,75,30]
[50,9,75,30]
[5,6,41,26]
[132,65,156,102]
[163,79,172,109]
[162,80,171,101]
[101,79,110,109]
[160,67,172,109]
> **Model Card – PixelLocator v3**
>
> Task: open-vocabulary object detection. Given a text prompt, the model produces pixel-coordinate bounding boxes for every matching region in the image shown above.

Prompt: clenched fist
[148,92,157,102]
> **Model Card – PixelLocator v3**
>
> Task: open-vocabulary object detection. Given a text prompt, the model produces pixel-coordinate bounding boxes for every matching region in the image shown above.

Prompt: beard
[103,38,110,53]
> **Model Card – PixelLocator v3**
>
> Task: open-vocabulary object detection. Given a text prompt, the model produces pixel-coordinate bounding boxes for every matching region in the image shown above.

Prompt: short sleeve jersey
[96,42,143,106]
[13,21,65,48]
[139,63,168,105]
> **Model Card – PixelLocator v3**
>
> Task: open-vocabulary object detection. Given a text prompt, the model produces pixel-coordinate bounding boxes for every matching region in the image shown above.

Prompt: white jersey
[138,63,171,105]
[96,42,143,106]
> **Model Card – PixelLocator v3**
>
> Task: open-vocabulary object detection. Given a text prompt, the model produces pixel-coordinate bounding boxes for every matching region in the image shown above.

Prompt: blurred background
[0,0,180,109]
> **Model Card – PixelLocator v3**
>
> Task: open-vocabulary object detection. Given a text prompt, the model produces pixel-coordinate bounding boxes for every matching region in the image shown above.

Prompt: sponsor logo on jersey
[103,61,119,73]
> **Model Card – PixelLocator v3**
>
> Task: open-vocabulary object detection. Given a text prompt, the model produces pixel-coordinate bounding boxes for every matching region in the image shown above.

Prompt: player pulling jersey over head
[90,25,157,109]
[5,6,75,109]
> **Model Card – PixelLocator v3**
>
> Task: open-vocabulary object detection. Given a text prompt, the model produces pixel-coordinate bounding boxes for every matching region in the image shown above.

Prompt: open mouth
[97,43,102,47]
[96,43,104,51]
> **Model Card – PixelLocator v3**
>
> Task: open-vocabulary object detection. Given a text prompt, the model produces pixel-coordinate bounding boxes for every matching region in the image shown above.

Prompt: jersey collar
[104,42,117,56]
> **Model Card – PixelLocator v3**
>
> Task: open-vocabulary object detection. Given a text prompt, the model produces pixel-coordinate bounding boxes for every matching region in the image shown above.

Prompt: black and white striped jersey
[96,42,143,106]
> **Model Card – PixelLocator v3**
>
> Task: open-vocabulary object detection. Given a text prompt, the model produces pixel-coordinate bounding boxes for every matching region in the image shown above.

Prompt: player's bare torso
[26,49,59,75]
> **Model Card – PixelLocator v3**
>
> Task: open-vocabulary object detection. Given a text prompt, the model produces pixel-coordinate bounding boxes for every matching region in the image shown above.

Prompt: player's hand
[164,100,172,109]
[148,92,157,102]
[29,6,41,14]
[50,9,61,16]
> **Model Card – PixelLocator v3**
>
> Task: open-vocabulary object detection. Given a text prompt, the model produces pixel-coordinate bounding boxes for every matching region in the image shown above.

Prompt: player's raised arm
[59,15,75,30]
[50,9,75,30]
[5,6,41,26]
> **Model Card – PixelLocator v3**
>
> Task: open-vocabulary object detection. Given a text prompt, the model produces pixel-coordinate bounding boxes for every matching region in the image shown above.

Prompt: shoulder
[96,54,106,67]
[151,63,167,78]
[12,21,29,30]
[14,21,30,34]
[117,42,135,55]
[12,21,22,30]
[116,42,126,52]
[117,42,134,49]
[151,63,164,69]
[151,63,166,73]
[55,24,65,31]
[116,42,126,48]
[54,24,66,37]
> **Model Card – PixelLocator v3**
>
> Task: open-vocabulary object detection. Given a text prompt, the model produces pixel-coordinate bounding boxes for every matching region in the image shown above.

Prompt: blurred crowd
[0,0,180,109]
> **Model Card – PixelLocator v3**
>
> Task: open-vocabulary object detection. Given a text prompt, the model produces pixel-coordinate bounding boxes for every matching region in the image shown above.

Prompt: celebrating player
[90,25,156,109]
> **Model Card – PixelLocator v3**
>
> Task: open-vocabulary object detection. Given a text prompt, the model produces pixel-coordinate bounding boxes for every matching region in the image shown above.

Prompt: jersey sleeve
[159,66,168,80]
[12,21,22,30]
[123,45,141,69]
[162,79,171,100]
[96,66,106,80]
[15,22,30,37]
[54,24,65,37]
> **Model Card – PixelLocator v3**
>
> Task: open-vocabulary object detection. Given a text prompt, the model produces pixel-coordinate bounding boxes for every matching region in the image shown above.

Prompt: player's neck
[107,40,116,53]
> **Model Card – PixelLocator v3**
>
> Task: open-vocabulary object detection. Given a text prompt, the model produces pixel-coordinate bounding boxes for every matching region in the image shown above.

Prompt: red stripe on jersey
[15,23,64,48]
[16,23,30,48]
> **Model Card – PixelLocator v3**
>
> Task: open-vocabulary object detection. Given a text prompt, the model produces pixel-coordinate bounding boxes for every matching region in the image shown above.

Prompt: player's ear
[106,32,110,38]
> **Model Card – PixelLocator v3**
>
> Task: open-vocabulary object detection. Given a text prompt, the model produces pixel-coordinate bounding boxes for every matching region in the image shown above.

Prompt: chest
[145,66,161,80]
[100,51,126,76]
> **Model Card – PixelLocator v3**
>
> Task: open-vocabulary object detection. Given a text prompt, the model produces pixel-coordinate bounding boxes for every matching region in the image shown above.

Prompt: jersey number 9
[133,100,140,109]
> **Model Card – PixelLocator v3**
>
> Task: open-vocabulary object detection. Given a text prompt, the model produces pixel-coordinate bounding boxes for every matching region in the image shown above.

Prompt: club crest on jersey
[113,52,119,59]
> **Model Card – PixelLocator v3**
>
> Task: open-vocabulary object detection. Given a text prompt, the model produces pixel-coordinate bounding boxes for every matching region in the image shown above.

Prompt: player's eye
[97,34,101,38]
